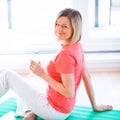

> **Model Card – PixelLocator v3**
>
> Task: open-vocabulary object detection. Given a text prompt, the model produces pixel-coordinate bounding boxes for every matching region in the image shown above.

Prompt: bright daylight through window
[0,0,120,54]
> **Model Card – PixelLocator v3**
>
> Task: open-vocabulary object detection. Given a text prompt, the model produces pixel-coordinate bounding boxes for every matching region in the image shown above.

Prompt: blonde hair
[55,8,82,43]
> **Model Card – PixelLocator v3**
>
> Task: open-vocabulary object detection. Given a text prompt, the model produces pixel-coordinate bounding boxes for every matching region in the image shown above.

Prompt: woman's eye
[55,23,69,29]
[63,25,68,28]
[55,23,59,26]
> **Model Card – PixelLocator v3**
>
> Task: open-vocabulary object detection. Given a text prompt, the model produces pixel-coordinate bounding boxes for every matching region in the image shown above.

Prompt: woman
[0,8,113,120]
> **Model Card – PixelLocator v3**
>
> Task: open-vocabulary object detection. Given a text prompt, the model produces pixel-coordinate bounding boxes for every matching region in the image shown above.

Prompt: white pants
[0,70,70,120]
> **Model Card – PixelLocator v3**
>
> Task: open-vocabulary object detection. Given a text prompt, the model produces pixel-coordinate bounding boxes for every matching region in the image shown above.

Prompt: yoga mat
[0,98,120,120]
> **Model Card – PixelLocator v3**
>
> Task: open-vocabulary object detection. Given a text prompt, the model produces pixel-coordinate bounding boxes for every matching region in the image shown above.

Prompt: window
[87,0,120,52]
[0,0,74,54]
[111,0,120,26]
[0,0,120,54]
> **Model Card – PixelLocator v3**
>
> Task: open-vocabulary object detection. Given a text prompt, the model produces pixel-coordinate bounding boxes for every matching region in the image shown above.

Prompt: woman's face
[55,16,73,44]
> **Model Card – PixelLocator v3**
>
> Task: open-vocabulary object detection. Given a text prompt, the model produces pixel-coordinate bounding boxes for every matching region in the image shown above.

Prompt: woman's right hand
[29,60,44,77]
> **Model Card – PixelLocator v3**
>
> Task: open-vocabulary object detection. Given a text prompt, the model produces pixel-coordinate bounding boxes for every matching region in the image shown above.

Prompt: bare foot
[24,111,36,120]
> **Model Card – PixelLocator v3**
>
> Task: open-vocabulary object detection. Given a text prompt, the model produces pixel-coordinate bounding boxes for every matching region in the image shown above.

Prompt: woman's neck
[60,39,77,46]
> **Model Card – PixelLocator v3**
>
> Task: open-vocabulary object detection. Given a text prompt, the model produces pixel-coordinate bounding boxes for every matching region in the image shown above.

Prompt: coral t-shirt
[46,42,84,113]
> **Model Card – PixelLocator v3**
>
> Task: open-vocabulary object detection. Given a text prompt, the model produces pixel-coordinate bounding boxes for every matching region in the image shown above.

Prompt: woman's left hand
[93,104,113,112]
[30,60,44,77]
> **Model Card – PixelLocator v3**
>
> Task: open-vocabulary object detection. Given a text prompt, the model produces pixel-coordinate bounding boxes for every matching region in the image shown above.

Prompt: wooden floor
[76,71,120,110]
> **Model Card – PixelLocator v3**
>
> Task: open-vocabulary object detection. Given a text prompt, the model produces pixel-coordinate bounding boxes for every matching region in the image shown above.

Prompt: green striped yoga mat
[0,98,120,120]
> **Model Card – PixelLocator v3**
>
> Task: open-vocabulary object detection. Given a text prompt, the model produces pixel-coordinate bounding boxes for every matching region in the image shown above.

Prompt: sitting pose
[0,8,113,120]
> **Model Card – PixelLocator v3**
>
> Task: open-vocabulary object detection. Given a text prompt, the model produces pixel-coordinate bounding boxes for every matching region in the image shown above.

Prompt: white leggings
[0,70,70,120]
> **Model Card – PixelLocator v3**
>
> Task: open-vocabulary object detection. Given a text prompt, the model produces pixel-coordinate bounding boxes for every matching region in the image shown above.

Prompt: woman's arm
[82,61,113,111]
[29,60,75,99]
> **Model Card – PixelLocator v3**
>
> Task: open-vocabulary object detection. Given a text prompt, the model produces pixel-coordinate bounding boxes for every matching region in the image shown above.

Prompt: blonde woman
[0,8,113,120]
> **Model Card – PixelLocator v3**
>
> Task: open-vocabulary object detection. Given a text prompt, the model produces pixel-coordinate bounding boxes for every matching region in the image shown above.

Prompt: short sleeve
[54,52,75,73]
